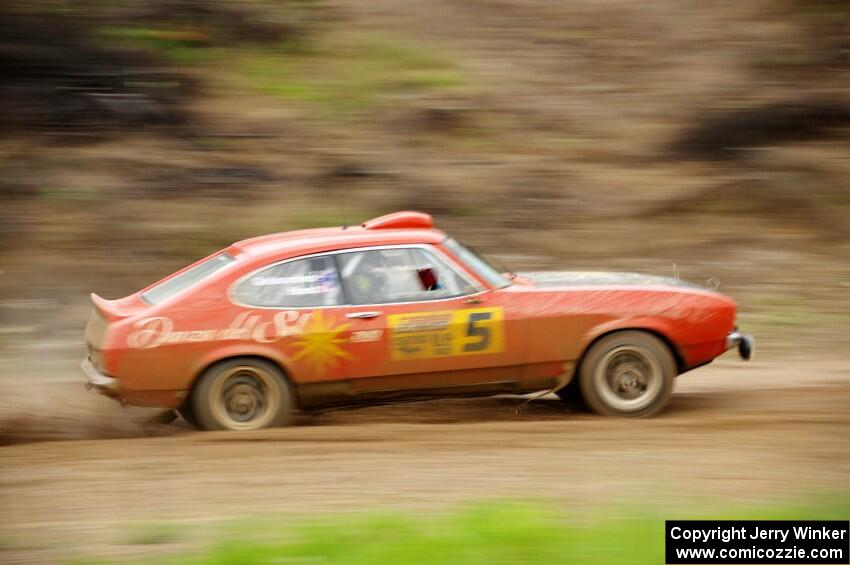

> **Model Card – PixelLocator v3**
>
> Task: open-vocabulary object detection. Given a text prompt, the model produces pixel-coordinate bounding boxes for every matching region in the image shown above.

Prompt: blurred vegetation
[1,1,302,134]
[67,496,850,564]
[235,35,463,113]
[127,522,184,546]
[0,0,462,133]
[0,0,848,349]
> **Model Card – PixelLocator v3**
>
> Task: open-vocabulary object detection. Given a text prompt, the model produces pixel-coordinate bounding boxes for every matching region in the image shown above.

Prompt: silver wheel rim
[593,345,662,412]
[209,366,280,430]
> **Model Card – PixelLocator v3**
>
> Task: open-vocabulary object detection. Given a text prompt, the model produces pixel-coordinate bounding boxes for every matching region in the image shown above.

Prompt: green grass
[236,34,464,113]
[97,22,464,114]
[95,25,219,65]
[172,503,652,565]
[127,522,184,546]
[96,497,848,565]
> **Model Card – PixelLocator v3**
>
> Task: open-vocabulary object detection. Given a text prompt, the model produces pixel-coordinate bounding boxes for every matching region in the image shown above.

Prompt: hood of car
[517,271,704,290]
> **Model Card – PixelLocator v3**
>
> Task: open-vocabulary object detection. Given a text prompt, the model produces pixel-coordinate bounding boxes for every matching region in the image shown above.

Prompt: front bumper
[725,331,755,361]
[81,357,120,395]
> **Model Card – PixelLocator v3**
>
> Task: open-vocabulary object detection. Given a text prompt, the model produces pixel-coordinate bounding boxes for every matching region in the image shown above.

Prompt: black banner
[666,520,848,564]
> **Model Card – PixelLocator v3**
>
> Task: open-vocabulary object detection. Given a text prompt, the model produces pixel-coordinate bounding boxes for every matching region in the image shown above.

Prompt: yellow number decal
[387,307,504,360]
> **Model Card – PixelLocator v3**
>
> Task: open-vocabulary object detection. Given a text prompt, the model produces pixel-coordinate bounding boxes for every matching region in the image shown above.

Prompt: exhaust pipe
[726,331,755,361]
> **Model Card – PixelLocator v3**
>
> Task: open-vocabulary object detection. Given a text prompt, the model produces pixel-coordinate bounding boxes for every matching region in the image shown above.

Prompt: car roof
[227,212,446,261]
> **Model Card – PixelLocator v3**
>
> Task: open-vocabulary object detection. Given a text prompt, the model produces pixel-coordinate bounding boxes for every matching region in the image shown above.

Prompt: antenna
[673,263,680,280]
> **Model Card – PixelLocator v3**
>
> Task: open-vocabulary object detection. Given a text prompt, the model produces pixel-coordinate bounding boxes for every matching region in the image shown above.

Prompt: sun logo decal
[290,311,352,376]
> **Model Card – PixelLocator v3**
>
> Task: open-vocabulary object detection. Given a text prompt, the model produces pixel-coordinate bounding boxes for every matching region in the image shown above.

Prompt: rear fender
[91,293,130,322]
[188,343,296,391]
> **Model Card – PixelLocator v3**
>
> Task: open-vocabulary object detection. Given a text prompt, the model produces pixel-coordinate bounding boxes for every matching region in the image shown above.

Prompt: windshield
[444,239,511,289]
[142,253,235,305]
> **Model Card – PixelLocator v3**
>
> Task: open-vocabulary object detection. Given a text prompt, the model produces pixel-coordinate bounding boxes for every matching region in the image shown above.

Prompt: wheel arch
[186,351,300,409]
[577,326,685,376]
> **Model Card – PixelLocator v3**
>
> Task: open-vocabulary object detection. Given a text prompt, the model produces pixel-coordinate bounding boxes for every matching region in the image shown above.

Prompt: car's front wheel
[192,358,293,431]
[577,331,675,417]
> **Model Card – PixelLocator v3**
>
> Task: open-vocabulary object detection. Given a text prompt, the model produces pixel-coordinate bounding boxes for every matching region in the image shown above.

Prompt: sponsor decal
[350,329,384,343]
[250,270,338,296]
[127,309,354,376]
[127,310,315,349]
[290,310,352,376]
[387,307,504,360]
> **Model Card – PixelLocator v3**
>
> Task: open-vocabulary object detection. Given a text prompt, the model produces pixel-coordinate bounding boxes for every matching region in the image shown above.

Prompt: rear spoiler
[90,293,131,322]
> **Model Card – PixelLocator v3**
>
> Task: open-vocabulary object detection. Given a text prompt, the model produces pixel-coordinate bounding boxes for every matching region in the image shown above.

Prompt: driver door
[333,245,524,396]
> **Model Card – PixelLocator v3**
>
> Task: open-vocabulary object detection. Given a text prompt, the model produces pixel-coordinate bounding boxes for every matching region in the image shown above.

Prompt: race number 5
[463,311,492,352]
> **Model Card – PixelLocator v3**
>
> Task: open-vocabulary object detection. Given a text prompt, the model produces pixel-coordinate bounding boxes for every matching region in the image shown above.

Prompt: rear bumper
[725,331,755,361]
[81,357,120,396]
[81,357,188,408]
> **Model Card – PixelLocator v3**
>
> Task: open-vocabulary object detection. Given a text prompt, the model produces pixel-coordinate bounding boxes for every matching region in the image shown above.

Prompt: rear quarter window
[142,253,235,305]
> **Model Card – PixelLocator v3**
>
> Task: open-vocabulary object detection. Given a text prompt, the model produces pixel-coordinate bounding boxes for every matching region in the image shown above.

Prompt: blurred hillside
[1,0,849,349]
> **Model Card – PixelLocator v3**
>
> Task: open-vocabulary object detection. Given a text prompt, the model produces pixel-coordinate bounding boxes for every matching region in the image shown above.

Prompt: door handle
[463,296,483,305]
[345,311,382,319]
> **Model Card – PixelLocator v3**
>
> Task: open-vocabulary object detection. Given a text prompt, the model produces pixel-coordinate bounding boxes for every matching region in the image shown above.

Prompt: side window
[337,247,471,305]
[233,256,341,308]
[142,253,235,305]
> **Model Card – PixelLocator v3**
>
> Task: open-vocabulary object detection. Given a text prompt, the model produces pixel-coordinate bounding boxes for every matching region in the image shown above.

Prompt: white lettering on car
[350,329,383,343]
[126,311,315,349]
[127,317,174,349]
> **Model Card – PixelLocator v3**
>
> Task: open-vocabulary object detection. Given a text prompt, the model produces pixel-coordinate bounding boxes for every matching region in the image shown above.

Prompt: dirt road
[1,355,849,562]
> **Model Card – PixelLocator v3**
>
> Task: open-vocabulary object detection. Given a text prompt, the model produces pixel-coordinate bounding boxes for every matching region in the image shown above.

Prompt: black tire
[577,331,675,418]
[555,378,587,411]
[177,403,199,429]
[192,358,293,431]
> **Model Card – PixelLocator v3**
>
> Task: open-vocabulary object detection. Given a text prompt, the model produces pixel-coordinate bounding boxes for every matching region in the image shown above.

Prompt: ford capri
[82,211,753,430]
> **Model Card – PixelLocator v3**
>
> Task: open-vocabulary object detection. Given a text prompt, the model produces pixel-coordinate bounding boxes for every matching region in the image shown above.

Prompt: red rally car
[83,211,754,430]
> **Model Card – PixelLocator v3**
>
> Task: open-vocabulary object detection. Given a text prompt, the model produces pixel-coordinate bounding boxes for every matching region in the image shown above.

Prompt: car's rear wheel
[577,331,675,417]
[192,358,293,431]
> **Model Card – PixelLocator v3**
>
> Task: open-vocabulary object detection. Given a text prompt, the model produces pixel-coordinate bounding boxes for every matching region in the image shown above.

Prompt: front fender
[582,316,678,348]
[579,316,684,369]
